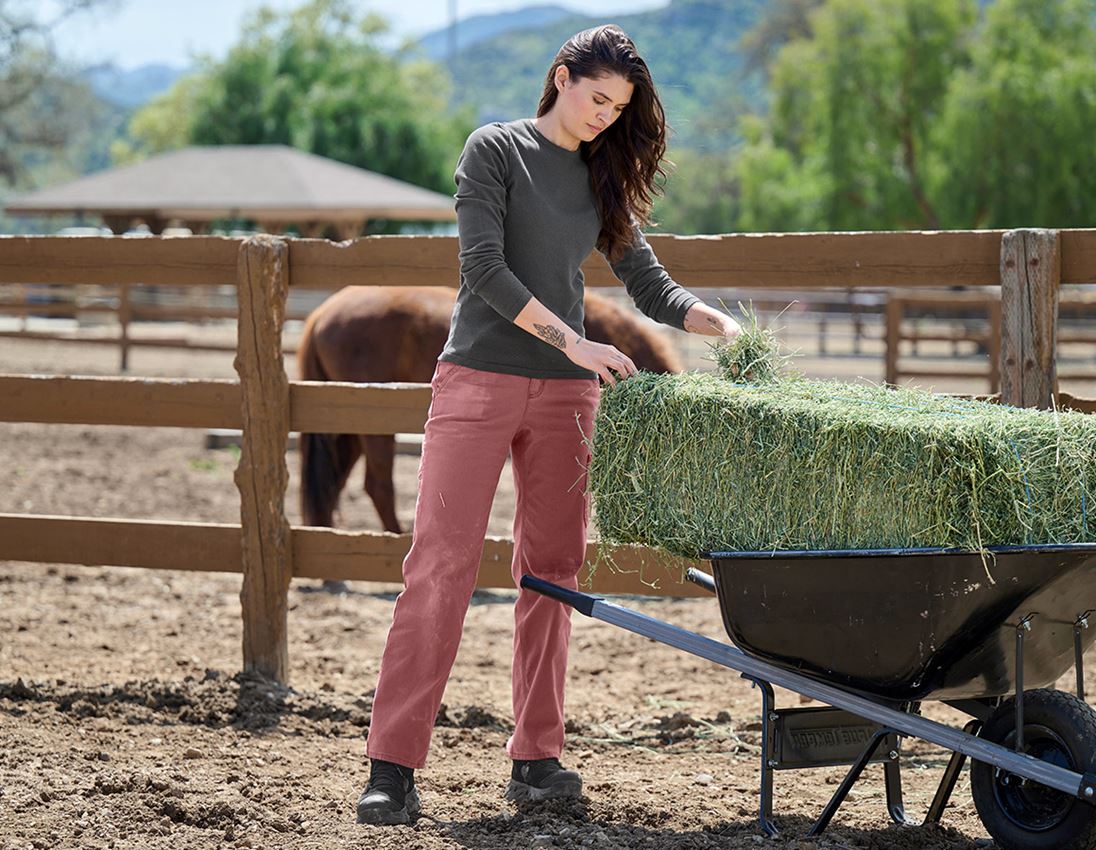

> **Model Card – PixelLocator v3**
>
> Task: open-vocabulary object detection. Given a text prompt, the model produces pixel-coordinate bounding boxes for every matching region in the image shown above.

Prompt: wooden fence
[2,228,1096,682]
[885,288,1096,392]
[0,281,324,368]
[0,283,884,370]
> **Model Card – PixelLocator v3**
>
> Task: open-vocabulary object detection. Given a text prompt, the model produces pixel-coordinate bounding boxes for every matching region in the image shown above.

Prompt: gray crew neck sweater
[439,118,702,380]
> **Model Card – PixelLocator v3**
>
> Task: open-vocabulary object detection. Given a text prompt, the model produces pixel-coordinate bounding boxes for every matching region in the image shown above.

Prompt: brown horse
[297,286,683,535]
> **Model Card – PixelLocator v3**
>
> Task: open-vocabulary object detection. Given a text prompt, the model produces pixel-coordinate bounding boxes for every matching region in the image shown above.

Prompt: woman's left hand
[683,302,741,340]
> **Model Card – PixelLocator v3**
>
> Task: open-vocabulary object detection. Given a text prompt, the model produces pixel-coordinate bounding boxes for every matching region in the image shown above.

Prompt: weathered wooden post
[234,234,292,682]
[999,229,1060,409]
[884,295,902,386]
[118,282,132,372]
[986,296,1002,396]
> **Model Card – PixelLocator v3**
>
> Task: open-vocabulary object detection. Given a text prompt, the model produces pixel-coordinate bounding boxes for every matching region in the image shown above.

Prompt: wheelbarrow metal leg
[1014,614,1033,752]
[1075,611,1091,702]
[924,719,982,825]
[883,734,907,825]
[807,729,894,836]
[744,676,779,837]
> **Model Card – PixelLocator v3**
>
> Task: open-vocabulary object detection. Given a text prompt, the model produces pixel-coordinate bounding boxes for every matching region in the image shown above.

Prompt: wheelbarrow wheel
[971,688,1096,850]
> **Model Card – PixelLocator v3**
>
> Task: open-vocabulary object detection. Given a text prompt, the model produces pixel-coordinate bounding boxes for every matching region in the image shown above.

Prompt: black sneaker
[356,759,421,825]
[505,757,583,802]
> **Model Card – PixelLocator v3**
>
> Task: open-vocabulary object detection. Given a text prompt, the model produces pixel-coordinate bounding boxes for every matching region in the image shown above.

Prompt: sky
[44,0,669,70]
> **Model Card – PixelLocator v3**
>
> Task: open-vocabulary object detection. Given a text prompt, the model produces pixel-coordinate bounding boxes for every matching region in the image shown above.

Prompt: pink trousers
[365,359,601,769]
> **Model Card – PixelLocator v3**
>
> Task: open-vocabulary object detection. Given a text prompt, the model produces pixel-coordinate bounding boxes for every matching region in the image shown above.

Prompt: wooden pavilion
[4,145,456,238]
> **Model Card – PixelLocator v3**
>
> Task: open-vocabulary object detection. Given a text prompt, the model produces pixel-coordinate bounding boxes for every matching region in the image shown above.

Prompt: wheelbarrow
[522,542,1096,850]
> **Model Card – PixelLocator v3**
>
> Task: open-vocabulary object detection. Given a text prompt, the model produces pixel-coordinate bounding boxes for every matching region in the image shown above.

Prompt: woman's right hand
[567,338,637,387]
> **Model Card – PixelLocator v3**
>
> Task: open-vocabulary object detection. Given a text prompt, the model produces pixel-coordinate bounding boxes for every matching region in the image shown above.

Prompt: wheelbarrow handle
[522,572,715,608]
[520,576,1096,802]
[685,567,716,594]
[520,576,597,616]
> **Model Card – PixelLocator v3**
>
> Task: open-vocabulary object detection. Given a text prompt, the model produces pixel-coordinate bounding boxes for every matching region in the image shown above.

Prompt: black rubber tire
[971,688,1096,850]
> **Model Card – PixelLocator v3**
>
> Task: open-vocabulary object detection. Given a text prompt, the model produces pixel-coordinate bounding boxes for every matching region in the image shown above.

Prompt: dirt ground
[2,331,1095,850]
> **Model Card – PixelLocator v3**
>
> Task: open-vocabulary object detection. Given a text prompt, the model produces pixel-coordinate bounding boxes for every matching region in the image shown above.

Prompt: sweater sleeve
[602,224,703,330]
[453,125,535,322]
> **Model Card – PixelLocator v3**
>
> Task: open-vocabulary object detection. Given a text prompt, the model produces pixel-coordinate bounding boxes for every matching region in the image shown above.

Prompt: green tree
[734,115,825,231]
[1,1,127,234]
[932,0,1096,227]
[110,74,203,166]
[120,0,473,197]
[652,0,822,235]
[653,147,742,235]
[736,0,976,231]
[738,0,824,80]
[0,0,118,187]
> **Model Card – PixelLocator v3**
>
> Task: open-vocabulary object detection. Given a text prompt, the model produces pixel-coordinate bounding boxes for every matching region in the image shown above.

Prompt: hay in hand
[707,302,785,385]
[588,369,1096,563]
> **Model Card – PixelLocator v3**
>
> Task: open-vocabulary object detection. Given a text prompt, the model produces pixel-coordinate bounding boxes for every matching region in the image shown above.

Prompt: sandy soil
[2,332,1094,850]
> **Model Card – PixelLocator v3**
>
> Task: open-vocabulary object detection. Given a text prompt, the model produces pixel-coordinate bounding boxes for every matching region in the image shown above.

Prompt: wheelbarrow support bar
[521,576,1096,801]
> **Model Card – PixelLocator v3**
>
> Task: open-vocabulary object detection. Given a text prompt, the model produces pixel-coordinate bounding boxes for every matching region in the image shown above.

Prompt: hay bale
[588,370,1096,561]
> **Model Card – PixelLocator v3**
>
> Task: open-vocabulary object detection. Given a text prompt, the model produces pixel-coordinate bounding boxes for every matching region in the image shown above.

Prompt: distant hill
[415,5,577,61]
[78,9,578,110]
[76,2,766,152]
[82,63,187,109]
[442,0,768,151]
[74,0,1017,142]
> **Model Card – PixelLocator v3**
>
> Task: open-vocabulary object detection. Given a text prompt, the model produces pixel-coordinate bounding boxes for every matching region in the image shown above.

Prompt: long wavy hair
[537,25,669,263]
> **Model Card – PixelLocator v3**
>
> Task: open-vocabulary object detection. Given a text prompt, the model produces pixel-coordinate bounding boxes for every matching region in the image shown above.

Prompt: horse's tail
[297,316,357,527]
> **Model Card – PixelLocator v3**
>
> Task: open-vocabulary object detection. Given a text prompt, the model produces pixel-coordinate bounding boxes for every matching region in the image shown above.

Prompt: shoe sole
[356,787,422,825]
[504,777,583,802]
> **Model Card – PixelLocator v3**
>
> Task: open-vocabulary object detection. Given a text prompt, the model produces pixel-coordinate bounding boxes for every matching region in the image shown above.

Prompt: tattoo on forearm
[534,323,567,350]
[685,307,728,336]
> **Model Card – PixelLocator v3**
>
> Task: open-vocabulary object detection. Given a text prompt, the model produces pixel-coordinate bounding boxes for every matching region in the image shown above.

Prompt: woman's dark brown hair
[537,25,668,263]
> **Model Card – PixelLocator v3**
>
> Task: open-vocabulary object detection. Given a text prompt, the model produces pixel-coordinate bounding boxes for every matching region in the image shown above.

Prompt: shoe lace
[368,762,410,799]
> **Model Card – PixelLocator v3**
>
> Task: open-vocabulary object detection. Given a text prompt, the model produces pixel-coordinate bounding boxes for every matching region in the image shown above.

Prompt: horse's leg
[361,434,402,534]
[299,432,361,527]
[300,431,361,594]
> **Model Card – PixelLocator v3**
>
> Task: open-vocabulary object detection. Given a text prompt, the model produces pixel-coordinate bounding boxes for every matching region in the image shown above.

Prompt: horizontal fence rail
[0,375,433,432]
[0,514,707,597]
[5,231,1096,374]
[3,230,1095,289]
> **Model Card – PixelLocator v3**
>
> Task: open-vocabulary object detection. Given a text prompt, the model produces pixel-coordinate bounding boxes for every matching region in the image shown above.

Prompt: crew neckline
[524,118,582,157]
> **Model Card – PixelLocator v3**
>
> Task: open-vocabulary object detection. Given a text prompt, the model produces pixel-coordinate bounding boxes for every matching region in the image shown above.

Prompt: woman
[357,23,740,826]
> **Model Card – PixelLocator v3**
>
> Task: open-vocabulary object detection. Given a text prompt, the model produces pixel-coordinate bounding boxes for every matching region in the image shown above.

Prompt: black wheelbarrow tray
[522,542,1096,850]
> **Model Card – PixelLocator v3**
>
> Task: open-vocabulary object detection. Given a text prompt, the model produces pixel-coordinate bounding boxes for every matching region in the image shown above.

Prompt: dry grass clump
[588,368,1096,561]
[709,305,784,384]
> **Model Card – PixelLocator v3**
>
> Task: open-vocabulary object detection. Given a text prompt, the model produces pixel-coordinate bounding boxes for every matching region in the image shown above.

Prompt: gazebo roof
[4,145,456,222]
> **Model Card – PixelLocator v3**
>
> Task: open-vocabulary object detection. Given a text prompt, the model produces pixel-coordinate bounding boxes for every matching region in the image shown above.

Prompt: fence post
[987,297,1002,396]
[118,283,132,372]
[884,294,902,386]
[234,235,292,682]
[999,229,1060,409]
